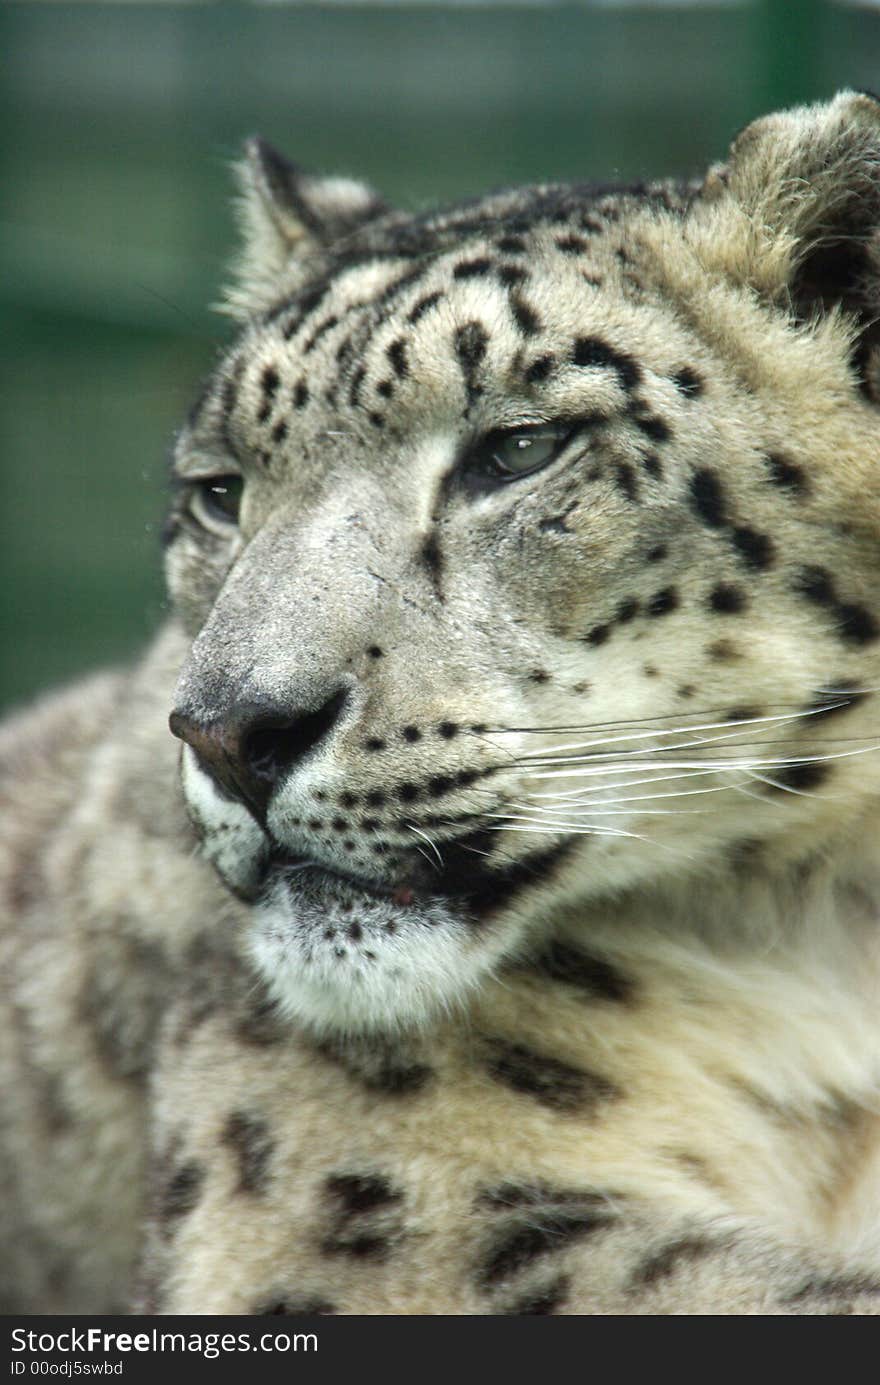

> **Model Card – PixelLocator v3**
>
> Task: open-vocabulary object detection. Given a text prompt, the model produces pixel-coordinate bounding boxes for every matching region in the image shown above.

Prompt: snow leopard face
[167,95,880,1033]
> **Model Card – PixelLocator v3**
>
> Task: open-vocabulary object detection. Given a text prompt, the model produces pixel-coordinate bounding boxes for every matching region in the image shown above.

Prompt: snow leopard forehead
[182,173,699,498]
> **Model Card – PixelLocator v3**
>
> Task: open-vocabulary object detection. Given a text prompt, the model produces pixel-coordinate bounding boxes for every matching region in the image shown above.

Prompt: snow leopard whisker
[483,694,871,737]
[490,820,645,840]
[516,733,880,775]
[517,731,880,770]
[496,807,708,821]
[516,780,747,809]
[517,705,850,763]
[526,742,880,781]
[405,824,445,870]
[489,820,699,860]
[743,772,839,801]
[528,767,743,799]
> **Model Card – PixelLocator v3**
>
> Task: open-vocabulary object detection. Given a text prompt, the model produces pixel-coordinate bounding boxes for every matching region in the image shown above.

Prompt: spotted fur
[4,93,880,1314]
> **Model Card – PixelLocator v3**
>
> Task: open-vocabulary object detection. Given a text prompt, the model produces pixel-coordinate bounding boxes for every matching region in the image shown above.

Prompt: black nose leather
[169,689,349,815]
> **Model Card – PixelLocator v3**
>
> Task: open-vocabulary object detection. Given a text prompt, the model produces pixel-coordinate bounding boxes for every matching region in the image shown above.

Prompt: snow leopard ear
[693,90,880,394]
[224,137,389,319]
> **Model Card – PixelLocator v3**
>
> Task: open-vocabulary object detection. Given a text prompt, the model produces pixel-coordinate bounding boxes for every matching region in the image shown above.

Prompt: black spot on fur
[454,257,493,279]
[408,291,443,324]
[257,365,280,422]
[293,380,309,409]
[221,1111,273,1195]
[629,1233,734,1289]
[617,598,640,623]
[672,367,704,398]
[585,623,611,646]
[316,1037,433,1096]
[838,604,879,645]
[690,468,728,528]
[528,940,634,1003]
[485,1039,619,1114]
[557,234,589,254]
[387,338,409,378]
[278,282,328,341]
[709,583,747,614]
[707,638,741,663]
[421,531,445,600]
[793,569,878,644]
[497,263,528,287]
[271,419,288,445]
[428,774,454,798]
[730,525,775,570]
[634,413,671,443]
[159,1162,204,1227]
[497,235,527,254]
[479,1207,615,1286]
[304,315,339,353]
[349,365,366,408]
[648,587,678,616]
[510,296,541,336]
[325,1172,401,1217]
[726,705,760,722]
[765,452,809,495]
[572,336,641,392]
[614,461,640,502]
[455,321,489,403]
[647,543,667,562]
[765,762,830,793]
[794,565,836,606]
[642,453,663,480]
[525,354,555,384]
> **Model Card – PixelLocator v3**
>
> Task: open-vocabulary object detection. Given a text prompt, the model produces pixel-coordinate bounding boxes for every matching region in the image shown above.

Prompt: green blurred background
[4,0,880,710]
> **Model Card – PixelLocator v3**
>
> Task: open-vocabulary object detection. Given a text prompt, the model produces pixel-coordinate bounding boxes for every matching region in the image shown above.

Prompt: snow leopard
[3,91,880,1314]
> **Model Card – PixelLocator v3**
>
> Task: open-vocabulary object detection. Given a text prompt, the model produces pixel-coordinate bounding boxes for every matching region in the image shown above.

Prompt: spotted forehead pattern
[195,177,694,458]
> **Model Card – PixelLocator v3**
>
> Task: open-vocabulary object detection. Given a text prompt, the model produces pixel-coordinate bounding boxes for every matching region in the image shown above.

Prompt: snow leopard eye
[471,424,574,483]
[192,476,243,528]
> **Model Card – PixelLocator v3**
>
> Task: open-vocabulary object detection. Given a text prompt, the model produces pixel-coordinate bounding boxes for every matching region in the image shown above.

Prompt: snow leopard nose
[169,689,350,816]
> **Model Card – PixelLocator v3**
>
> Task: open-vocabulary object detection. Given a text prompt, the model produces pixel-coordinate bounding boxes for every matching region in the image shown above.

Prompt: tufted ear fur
[692,91,880,396]
[224,138,389,320]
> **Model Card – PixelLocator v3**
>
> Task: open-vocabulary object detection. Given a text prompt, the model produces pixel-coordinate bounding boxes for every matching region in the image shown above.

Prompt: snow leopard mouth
[264,850,422,911]
[261,832,575,922]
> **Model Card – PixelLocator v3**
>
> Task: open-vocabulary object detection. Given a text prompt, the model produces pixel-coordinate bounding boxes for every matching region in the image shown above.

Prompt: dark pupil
[202,476,242,521]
